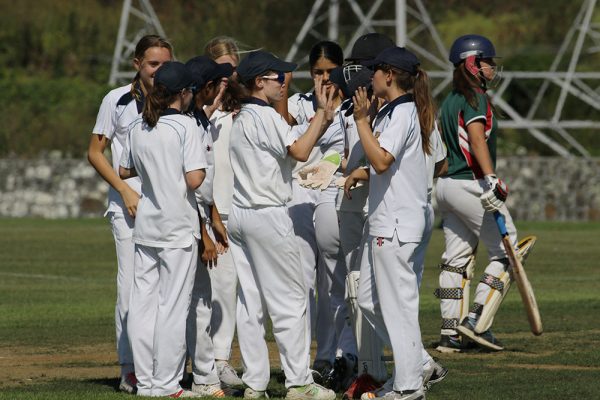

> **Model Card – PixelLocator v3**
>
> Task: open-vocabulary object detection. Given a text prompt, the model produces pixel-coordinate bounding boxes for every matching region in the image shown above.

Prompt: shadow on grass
[85,377,120,392]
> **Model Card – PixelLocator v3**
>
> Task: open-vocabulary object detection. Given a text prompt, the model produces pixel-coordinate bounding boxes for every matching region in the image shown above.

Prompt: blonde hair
[204,36,240,63]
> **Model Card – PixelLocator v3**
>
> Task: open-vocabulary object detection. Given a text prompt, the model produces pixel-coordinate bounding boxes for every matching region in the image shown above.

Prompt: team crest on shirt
[377,237,384,247]
[206,145,211,152]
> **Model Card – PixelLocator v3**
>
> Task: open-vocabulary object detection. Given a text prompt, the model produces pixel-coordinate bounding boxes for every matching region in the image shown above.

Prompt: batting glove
[480,174,508,212]
[298,150,341,190]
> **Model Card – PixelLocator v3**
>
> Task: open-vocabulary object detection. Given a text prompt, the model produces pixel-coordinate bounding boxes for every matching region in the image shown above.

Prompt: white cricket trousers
[109,211,135,373]
[338,211,385,381]
[357,232,423,392]
[208,216,238,361]
[436,177,517,334]
[128,242,198,397]
[228,205,313,390]
[314,200,354,362]
[186,255,220,385]
[412,204,436,368]
[288,180,319,333]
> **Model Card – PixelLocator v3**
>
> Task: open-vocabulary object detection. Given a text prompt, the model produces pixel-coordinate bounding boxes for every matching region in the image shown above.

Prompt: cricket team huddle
[89,31,523,399]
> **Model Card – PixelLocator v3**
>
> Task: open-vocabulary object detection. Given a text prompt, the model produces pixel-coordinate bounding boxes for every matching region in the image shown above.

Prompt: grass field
[0,218,598,399]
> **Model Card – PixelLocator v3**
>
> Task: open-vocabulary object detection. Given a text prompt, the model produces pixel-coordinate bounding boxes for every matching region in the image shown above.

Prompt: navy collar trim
[162,108,181,116]
[116,82,145,114]
[193,108,210,130]
[300,92,318,112]
[242,97,270,107]
[376,93,414,120]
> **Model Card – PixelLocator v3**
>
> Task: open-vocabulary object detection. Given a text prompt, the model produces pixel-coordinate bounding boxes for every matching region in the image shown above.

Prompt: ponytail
[142,84,178,128]
[413,67,435,155]
[225,76,255,112]
[387,65,435,155]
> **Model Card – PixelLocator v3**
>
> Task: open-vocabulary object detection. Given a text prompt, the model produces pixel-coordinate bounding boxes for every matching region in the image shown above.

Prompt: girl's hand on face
[315,75,336,123]
[352,87,371,122]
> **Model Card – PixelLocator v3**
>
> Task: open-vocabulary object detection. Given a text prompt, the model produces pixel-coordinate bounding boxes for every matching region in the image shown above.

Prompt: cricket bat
[494,211,543,336]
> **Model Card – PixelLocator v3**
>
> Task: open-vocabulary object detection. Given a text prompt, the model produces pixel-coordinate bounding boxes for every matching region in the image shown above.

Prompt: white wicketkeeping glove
[480,174,509,212]
[298,150,341,190]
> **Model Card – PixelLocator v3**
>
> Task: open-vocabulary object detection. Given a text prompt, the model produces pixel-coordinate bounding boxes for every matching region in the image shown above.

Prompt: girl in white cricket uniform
[285,41,352,382]
[184,55,235,397]
[202,37,245,387]
[119,61,208,398]
[88,35,172,394]
[353,47,433,400]
[227,50,336,400]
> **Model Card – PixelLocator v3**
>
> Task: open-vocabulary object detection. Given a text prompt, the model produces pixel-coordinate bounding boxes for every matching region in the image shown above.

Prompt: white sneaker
[119,372,137,394]
[191,382,226,398]
[217,360,244,386]
[361,377,393,400]
[244,388,269,399]
[422,359,448,391]
[375,389,425,400]
[285,383,336,400]
[169,389,201,398]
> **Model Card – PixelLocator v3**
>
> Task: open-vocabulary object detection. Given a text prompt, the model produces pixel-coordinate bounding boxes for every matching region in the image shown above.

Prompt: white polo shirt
[427,123,447,199]
[367,94,427,242]
[92,83,144,216]
[230,99,297,208]
[210,109,235,216]
[121,111,207,248]
[193,108,215,220]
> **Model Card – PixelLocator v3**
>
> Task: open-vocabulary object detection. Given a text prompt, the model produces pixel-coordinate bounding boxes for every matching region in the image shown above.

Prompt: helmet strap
[464,55,480,76]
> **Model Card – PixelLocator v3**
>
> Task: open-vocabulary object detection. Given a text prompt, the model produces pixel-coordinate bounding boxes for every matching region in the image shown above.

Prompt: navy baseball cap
[364,47,420,75]
[329,65,373,98]
[154,61,195,94]
[185,56,234,88]
[236,50,297,82]
[346,33,395,63]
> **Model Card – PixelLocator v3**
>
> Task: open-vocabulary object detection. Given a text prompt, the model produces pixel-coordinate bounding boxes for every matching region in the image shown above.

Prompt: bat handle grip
[494,211,509,237]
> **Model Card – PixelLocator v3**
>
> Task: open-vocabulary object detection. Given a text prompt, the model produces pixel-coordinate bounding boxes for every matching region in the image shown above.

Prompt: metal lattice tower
[286,0,600,158]
[108,0,167,86]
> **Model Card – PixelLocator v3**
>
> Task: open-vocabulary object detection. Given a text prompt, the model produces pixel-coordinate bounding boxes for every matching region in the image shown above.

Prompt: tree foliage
[0,0,597,157]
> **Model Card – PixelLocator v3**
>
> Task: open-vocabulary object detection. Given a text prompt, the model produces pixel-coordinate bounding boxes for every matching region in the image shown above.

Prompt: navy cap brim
[213,63,234,79]
[268,59,297,73]
[362,59,379,67]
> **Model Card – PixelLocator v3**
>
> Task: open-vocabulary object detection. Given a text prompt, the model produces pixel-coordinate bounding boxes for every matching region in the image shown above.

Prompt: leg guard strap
[480,273,505,292]
[441,318,459,330]
[434,288,464,299]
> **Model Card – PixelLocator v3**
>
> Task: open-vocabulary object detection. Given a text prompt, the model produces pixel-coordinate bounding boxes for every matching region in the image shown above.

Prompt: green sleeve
[462,93,487,126]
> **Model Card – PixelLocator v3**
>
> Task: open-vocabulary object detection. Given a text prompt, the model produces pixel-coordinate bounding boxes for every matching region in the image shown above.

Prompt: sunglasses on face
[261,71,286,85]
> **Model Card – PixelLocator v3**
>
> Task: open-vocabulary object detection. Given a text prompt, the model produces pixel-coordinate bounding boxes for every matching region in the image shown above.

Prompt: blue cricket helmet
[449,34,498,65]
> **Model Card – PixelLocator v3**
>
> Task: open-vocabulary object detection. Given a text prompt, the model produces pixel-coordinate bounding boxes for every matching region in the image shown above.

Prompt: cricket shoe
[435,334,463,353]
[343,372,381,400]
[374,389,425,400]
[217,360,244,387]
[360,377,393,400]
[324,353,357,392]
[119,372,137,394]
[191,382,226,397]
[244,388,269,399]
[285,383,336,400]
[422,359,448,391]
[169,389,201,398]
[311,360,333,384]
[457,317,504,351]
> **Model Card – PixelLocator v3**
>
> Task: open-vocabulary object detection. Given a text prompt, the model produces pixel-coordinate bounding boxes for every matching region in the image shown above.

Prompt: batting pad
[345,271,387,381]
